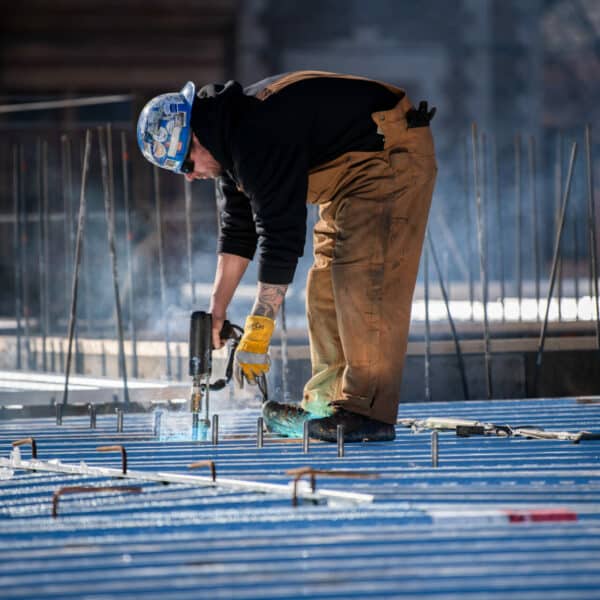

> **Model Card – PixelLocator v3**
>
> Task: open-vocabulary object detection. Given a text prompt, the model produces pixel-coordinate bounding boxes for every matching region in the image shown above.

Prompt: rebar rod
[153,166,172,378]
[106,125,116,227]
[555,134,563,321]
[472,123,492,399]
[3,456,373,506]
[184,178,196,307]
[280,296,290,403]
[61,135,75,325]
[481,132,490,313]
[19,146,32,369]
[463,135,475,320]
[36,139,46,370]
[62,129,92,406]
[428,232,469,400]
[585,125,600,348]
[42,140,50,344]
[12,146,22,369]
[120,132,138,377]
[423,240,432,402]
[492,136,506,322]
[514,134,522,321]
[98,126,130,405]
[528,136,541,318]
[573,184,581,319]
[533,142,578,395]
[80,134,92,339]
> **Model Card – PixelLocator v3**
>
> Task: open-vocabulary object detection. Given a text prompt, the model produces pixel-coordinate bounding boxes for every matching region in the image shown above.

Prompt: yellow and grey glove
[234,315,275,385]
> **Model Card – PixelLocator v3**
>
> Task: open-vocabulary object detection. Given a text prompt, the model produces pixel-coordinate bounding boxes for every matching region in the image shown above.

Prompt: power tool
[188,311,268,439]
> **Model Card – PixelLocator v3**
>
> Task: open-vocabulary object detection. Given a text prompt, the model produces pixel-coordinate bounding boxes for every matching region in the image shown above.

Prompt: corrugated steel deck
[1,397,600,599]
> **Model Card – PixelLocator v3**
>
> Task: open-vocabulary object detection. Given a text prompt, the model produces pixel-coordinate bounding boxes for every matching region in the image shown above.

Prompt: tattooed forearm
[251,283,288,319]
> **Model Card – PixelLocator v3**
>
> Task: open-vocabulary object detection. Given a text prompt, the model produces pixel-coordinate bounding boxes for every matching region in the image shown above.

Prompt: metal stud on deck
[431,430,439,467]
[116,408,123,433]
[256,416,264,448]
[211,414,219,446]
[303,420,310,454]
[337,425,344,458]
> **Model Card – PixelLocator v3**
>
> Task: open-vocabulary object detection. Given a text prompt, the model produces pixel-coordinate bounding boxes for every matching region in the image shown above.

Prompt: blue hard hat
[137,81,196,173]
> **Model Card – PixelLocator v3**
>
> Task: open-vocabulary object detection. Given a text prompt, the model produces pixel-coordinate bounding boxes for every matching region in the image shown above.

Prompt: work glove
[234,315,275,386]
[406,100,436,128]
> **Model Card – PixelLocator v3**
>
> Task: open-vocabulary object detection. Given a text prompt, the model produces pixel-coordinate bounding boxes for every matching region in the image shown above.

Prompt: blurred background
[0,0,599,403]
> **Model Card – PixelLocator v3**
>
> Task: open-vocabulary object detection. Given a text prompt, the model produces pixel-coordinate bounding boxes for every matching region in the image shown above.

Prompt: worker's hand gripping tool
[188,311,269,432]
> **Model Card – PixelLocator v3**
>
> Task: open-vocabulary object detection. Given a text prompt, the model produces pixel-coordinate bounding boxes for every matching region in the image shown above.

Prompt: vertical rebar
[280,297,290,403]
[120,132,138,377]
[19,146,32,369]
[153,166,172,378]
[98,126,130,405]
[337,425,345,458]
[528,136,541,318]
[555,134,563,321]
[463,135,475,320]
[585,125,600,348]
[256,416,264,448]
[81,133,92,338]
[12,146,22,369]
[428,233,470,400]
[533,142,578,395]
[492,136,506,322]
[211,414,219,445]
[573,173,581,319]
[42,140,51,343]
[423,240,432,402]
[514,134,522,321]
[63,130,92,407]
[431,431,439,468]
[481,132,489,313]
[89,403,97,429]
[61,135,74,326]
[303,420,310,454]
[36,139,46,370]
[184,178,196,307]
[55,401,62,426]
[472,123,492,399]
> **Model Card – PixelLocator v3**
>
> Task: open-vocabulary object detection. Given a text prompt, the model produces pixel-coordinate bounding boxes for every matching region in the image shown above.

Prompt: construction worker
[137,71,437,442]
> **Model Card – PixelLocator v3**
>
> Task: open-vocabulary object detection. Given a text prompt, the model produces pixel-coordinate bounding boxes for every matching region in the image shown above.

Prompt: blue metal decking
[1,397,599,599]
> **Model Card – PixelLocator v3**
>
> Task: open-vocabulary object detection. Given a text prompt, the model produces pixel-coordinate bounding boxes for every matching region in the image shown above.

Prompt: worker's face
[183,134,222,181]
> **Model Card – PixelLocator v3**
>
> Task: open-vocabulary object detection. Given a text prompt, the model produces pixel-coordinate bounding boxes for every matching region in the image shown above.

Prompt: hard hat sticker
[167,126,182,157]
[153,141,167,159]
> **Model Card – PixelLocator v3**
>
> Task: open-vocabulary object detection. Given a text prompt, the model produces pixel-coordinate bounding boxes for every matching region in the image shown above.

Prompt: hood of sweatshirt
[190,80,251,173]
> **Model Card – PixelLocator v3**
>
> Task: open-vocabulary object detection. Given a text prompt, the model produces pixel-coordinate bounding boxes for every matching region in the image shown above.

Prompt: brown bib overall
[257,71,437,424]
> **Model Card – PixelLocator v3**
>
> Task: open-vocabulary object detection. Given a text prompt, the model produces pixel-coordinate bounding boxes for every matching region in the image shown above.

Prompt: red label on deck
[506,508,578,523]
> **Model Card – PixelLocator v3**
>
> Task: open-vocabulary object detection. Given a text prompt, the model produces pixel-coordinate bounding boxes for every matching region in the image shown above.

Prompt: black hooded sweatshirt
[190,75,400,284]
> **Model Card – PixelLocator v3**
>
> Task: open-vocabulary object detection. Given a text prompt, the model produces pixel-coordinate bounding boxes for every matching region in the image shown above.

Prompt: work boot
[307,407,396,443]
[262,400,313,438]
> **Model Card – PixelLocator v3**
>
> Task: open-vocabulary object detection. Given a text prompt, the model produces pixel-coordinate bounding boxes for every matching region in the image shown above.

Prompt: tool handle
[189,311,212,378]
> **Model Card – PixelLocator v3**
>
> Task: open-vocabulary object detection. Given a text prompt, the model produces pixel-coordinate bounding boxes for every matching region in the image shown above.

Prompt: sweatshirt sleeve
[215,172,258,260]
[234,136,308,285]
